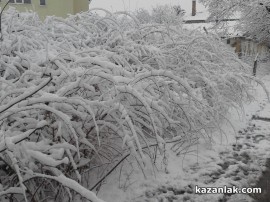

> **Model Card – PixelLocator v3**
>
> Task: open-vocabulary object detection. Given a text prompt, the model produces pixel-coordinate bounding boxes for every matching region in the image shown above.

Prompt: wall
[0,0,89,19]
[73,0,89,14]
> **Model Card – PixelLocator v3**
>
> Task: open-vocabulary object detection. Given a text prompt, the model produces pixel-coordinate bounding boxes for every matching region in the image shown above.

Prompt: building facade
[0,0,89,19]
[227,37,269,58]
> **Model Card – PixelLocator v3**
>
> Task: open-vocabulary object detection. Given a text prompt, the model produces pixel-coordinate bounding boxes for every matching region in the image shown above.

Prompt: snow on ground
[97,60,270,202]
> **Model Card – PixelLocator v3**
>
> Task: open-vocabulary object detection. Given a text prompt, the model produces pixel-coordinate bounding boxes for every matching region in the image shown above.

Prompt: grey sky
[90,0,206,14]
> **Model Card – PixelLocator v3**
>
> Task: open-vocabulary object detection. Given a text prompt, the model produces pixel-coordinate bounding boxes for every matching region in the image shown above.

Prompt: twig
[0,125,47,153]
[90,153,130,191]
[0,75,52,114]
[252,115,270,122]
[0,0,10,41]
[90,138,186,191]
[30,179,45,202]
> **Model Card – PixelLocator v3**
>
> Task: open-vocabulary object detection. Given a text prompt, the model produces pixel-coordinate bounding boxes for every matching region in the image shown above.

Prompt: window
[40,0,45,5]
[9,0,31,3]
[10,0,22,3]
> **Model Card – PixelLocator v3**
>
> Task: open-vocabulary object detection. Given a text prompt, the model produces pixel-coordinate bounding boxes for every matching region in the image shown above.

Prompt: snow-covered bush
[134,5,184,25]
[0,6,260,201]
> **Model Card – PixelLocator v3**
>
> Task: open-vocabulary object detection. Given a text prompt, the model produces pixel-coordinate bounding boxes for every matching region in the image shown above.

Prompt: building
[0,0,89,19]
[183,0,269,57]
[226,37,269,58]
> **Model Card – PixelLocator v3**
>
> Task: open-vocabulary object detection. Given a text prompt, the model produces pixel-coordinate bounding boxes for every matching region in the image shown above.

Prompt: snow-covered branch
[0,6,259,201]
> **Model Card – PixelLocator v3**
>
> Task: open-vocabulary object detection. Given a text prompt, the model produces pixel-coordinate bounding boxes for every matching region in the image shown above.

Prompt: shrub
[0,7,261,201]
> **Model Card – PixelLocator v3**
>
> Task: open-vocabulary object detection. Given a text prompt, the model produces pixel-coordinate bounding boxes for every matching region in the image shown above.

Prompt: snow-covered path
[98,60,270,202]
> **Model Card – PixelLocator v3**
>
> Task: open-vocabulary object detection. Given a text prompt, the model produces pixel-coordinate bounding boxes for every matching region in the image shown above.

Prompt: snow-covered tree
[200,0,270,44]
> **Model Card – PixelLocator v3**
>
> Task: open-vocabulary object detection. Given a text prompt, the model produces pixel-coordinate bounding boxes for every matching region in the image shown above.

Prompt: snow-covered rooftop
[184,10,209,21]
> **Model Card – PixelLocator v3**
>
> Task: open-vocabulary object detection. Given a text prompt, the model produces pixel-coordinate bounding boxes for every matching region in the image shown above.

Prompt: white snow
[97,61,270,202]
[0,6,268,202]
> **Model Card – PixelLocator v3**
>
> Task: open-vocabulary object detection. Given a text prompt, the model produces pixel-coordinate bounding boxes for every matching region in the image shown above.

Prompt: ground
[98,60,270,202]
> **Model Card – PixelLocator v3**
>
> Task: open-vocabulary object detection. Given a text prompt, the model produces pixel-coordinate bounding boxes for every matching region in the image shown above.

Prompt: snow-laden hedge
[0,7,260,201]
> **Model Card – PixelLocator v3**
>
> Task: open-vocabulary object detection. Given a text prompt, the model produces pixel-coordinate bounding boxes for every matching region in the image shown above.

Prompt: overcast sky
[90,0,206,14]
